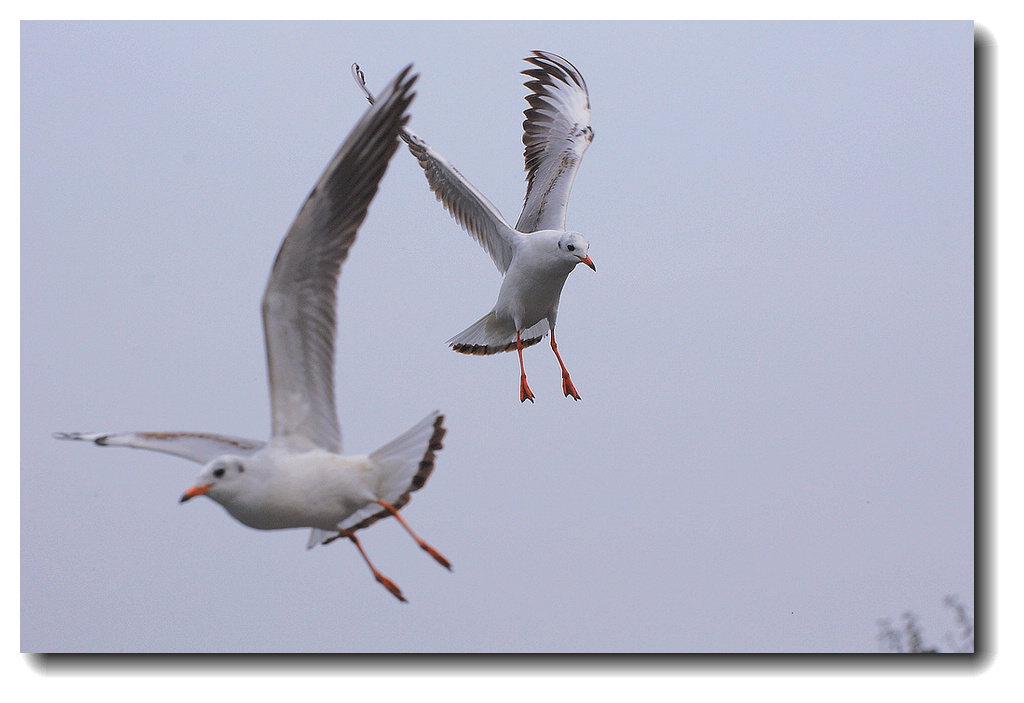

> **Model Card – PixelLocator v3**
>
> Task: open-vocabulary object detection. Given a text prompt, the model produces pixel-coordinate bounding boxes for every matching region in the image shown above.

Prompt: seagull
[53,66,449,603]
[353,51,595,403]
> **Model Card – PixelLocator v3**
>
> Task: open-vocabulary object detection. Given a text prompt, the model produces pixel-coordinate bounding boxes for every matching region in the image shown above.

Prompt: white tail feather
[306,528,335,549]
[368,410,444,504]
[306,411,446,549]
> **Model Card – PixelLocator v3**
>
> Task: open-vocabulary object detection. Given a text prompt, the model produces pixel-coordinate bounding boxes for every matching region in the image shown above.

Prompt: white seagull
[353,51,595,403]
[54,66,449,603]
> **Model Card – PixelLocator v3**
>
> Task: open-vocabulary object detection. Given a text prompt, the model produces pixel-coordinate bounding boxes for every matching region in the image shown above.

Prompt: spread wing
[402,131,520,273]
[261,66,417,454]
[515,51,594,234]
[352,63,519,274]
[53,431,265,464]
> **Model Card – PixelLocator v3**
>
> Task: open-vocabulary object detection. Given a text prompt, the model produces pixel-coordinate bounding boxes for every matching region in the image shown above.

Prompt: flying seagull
[54,66,448,603]
[353,51,595,402]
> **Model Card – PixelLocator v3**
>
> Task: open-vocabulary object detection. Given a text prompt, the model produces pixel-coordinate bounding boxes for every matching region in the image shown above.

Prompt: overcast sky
[22,21,974,654]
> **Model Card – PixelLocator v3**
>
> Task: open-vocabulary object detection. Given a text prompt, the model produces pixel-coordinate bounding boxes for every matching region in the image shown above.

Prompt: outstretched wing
[352,63,520,274]
[53,431,266,465]
[261,66,417,454]
[515,51,594,234]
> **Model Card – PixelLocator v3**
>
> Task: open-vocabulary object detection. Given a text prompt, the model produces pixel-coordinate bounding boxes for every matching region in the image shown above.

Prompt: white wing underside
[515,51,594,234]
[261,67,417,455]
[52,431,266,464]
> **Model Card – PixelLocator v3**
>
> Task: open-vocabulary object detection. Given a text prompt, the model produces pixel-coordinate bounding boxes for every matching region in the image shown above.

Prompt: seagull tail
[368,411,446,507]
[306,412,445,549]
[447,312,548,355]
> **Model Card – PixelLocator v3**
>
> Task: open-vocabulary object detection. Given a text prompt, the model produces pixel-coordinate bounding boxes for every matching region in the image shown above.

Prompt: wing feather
[402,130,519,273]
[351,63,519,274]
[515,51,593,233]
[52,431,265,464]
[261,66,417,453]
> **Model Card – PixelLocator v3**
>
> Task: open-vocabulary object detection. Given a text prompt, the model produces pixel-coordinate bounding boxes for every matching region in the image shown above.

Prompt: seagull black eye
[213,467,225,479]
[567,244,575,251]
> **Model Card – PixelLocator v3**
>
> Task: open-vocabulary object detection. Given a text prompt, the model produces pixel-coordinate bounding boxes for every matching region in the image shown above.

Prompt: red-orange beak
[578,255,596,271]
[180,484,212,503]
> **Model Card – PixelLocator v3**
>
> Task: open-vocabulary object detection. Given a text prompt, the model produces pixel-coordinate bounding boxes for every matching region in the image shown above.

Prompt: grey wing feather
[515,51,594,234]
[261,66,417,454]
[52,431,266,464]
[351,63,518,273]
[402,130,519,273]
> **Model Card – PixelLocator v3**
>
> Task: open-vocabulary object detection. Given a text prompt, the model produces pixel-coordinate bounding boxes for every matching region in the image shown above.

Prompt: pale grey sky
[22,20,973,653]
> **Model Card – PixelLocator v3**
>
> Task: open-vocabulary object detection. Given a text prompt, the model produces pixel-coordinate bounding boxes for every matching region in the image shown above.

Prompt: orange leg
[325,529,407,603]
[375,500,452,570]
[550,328,581,400]
[517,330,535,403]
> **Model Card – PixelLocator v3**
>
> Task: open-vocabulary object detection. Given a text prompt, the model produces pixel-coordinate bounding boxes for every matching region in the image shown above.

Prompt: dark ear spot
[237,463,245,473]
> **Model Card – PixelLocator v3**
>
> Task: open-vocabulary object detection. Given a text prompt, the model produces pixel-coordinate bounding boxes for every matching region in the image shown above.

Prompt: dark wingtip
[52,431,108,445]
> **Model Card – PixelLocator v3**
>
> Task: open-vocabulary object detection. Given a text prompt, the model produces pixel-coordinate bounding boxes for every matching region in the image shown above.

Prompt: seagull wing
[402,129,520,273]
[351,62,519,273]
[515,51,594,234]
[261,66,417,454]
[53,431,265,464]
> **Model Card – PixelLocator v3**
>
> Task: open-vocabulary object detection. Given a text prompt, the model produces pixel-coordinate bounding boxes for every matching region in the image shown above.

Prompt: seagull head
[558,232,596,271]
[181,456,250,505]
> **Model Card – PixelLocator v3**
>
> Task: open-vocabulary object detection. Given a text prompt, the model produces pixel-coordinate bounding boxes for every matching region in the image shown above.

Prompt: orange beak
[578,255,596,271]
[180,484,212,503]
